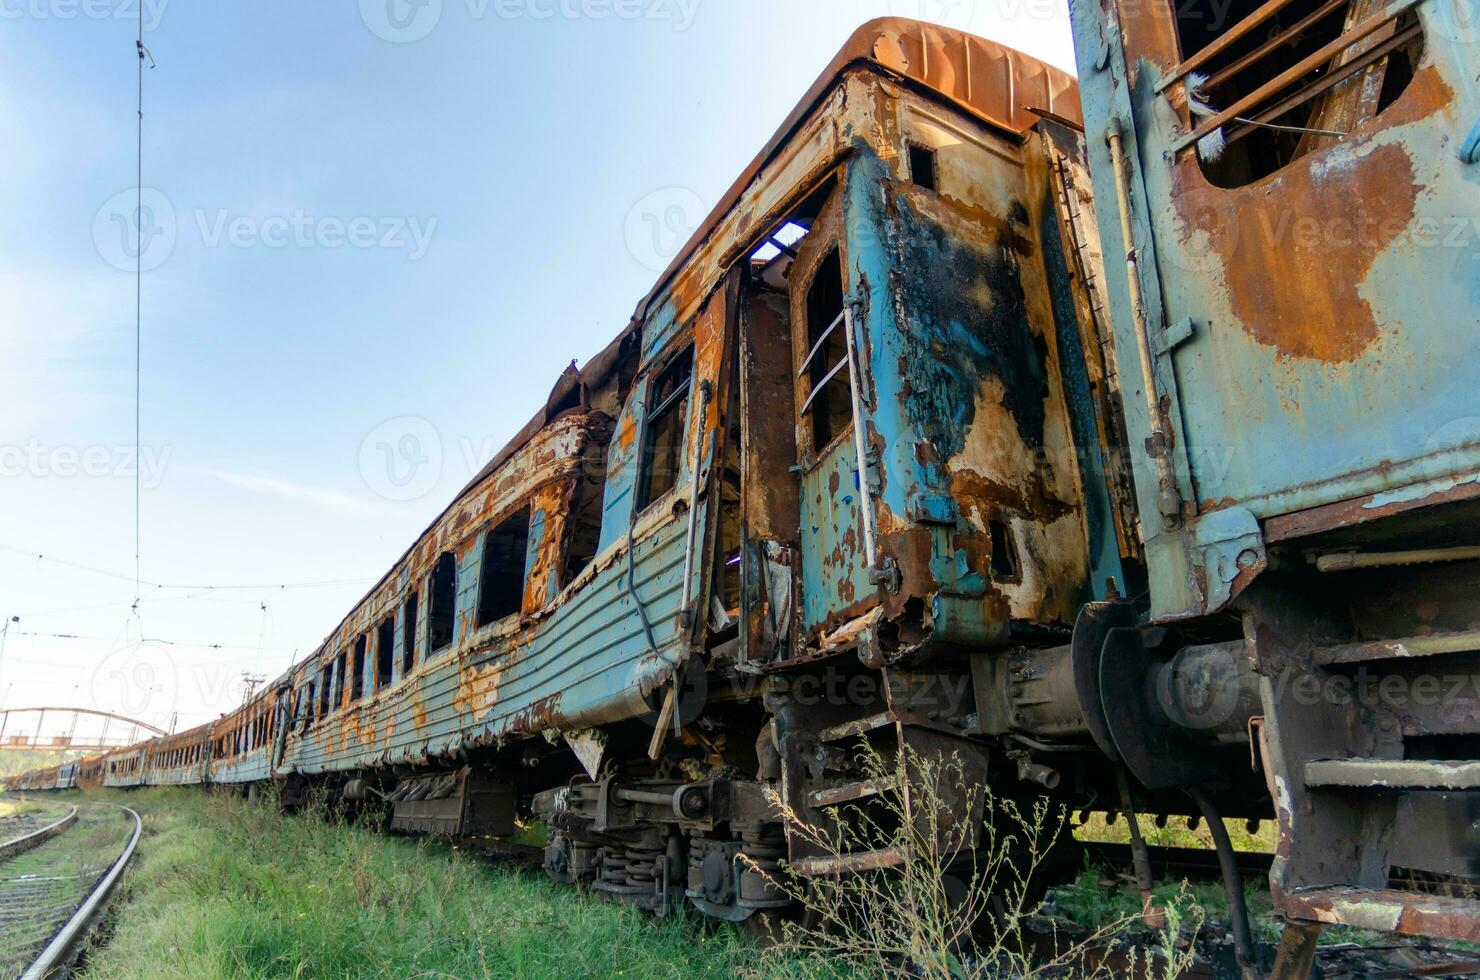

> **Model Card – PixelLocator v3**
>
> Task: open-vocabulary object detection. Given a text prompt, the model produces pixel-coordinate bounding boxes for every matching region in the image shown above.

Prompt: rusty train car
[11,12,1478,963]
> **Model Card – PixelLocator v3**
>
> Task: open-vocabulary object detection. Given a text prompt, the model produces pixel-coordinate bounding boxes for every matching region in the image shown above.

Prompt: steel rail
[0,805,77,862]
[20,803,142,980]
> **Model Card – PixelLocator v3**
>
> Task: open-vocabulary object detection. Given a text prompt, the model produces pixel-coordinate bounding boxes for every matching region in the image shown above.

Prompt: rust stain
[1170,64,1453,365]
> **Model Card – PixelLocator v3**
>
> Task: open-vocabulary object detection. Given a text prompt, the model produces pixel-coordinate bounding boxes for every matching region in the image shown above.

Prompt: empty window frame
[988,516,1022,582]
[476,507,531,628]
[334,650,348,709]
[907,142,938,191]
[402,592,419,675]
[317,666,332,717]
[352,635,367,701]
[799,249,852,452]
[635,346,694,511]
[376,616,395,689]
[428,552,458,653]
[1171,0,1424,185]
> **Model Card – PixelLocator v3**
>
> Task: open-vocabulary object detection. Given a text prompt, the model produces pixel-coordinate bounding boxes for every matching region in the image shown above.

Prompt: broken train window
[798,248,852,453]
[402,591,418,675]
[1169,0,1424,186]
[476,506,531,627]
[907,142,938,191]
[428,551,457,653]
[376,615,395,688]
[635,346,694,512]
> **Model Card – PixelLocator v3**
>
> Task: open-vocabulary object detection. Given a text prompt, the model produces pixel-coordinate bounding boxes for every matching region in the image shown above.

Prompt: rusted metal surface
[1072,0,1480,621]
[18,11,1477,955]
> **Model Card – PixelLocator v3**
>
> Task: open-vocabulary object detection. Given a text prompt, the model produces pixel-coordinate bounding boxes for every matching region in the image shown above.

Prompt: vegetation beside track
[0,801,134,976]
[73,788,783,980]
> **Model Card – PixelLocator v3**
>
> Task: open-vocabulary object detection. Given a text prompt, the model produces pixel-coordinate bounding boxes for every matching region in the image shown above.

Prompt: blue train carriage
[1069,0,1480,950]
[205,687,279,789]
[247,16,1197,922]
[102,744,147,789]
[144,724,212,788]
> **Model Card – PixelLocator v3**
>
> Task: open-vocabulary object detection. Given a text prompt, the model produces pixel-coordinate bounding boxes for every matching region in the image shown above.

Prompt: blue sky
[0,0,1076,734]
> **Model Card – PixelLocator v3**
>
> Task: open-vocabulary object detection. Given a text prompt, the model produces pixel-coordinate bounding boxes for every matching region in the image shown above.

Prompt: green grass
[0,802,136,975]
[1071,811,1276,853]
[72,788,781,979]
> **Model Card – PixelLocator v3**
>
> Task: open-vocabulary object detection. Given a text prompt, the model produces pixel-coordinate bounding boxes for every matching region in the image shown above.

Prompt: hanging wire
[0,545,372,592]
[134,0,146,618]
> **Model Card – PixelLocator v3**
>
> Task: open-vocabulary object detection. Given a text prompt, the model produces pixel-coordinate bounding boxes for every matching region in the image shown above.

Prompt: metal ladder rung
[789,845,907,876]
[796,309,846,378]
[807,776,891,808]
[1305,758,1480,789]
[817,712,895,744]
[1282,885,1480,941]
[798,356,848,416]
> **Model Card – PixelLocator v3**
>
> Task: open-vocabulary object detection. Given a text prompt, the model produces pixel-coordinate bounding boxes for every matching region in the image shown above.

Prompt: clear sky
[0,0,1077,736]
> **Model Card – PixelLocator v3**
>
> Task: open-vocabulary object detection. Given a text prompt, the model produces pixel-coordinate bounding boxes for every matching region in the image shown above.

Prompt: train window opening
[429,552,457,653]
[747,179,831,292]
[749,219,811,265]
[318,666,331,718]
[799,248,852,452]
[477,507,531,627]
[989,517,1022,582]
[635,346,695,512]
[1173,0,1425,186]
[907,142,938,191]
[376,616,395,688]
[334,651,348,709]
[352,635,367,701]
[562,454,607,586]
[402,592,419,675]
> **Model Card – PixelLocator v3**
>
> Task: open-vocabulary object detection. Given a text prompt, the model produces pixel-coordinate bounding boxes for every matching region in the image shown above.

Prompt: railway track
[0,803,78,863]
[0,802,141,980]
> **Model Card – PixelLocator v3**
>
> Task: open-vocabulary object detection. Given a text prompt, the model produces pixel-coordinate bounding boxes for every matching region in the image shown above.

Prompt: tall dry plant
[744,742,1203,979]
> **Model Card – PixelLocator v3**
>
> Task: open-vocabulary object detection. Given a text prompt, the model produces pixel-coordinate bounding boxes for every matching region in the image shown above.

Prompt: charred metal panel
[827,79,1105,647]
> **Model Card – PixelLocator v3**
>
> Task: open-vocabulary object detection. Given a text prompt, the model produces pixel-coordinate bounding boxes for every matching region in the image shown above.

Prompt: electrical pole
[0,616,17,698]
[240,671,266,705]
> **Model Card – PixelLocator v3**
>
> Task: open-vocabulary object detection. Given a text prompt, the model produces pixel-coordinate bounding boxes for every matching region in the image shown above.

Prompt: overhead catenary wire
[133,0,148,617]
[0,545,373,592]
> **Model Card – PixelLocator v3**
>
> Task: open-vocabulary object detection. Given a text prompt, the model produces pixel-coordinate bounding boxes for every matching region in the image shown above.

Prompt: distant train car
[143,727,211,787]
[102,745,147,789]
[75,754,105,791]
[207,697,275,788]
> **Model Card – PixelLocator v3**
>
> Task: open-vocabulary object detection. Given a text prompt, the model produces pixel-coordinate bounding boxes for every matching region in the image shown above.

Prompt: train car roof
[288,17,1079,682]
[631,16,1080,325]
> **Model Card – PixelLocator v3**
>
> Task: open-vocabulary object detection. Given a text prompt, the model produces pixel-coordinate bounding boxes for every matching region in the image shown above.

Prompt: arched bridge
[0,707,167,753]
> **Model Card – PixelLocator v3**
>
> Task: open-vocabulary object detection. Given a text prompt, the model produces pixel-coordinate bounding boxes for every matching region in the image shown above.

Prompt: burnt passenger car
[14,10,1478,958]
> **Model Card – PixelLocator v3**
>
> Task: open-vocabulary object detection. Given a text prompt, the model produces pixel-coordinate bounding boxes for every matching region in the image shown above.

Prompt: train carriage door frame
[790,187,874,637]
[735,257,802,664]
[676,267,742,650]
